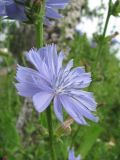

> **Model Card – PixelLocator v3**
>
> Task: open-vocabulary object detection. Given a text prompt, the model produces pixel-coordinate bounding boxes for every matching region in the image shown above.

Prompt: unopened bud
[34,0,42,5]
[56,117,74,137]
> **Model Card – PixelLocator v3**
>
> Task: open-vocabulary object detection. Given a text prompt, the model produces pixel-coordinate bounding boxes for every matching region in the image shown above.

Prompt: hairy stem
[35,0,45,48]
[35,1,56,159]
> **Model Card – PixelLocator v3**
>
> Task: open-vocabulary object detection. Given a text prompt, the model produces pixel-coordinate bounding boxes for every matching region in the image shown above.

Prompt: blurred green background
[0,0,120,160]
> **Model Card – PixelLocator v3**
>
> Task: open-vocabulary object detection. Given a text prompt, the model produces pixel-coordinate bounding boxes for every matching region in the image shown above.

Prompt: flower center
[54,87,64,95]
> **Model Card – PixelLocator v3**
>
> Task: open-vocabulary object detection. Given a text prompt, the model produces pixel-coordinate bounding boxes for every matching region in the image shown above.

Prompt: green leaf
[111,0,120,16]
[79,123,103,158]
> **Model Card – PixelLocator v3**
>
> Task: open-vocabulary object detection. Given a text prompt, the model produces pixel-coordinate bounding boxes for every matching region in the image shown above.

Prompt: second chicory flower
[0,0,69,24]
[0,0,27,20]
[68,148,81,160]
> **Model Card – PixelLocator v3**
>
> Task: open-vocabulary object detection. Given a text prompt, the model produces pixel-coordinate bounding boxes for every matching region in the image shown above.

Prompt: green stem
[94,0,112,68]
[35,1,55,159]
[102,0,112,38]
[35,1,45,48]
[46,106,56,160]
[35,20,43,48]
[70,126,80,148]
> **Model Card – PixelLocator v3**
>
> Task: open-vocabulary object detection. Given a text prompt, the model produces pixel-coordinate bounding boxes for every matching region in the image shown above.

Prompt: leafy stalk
[94,0,112,68]
[35,1,45,48]
[70,0,112,151]
[35,1,56,159]
[102,0,112,38]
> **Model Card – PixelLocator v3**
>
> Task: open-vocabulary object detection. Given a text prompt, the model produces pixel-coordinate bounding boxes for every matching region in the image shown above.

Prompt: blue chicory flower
[0,0,27,20]
[0,0,69,23]
[15,44,98,125]
[68,148,81,160]
[45,0,69,25]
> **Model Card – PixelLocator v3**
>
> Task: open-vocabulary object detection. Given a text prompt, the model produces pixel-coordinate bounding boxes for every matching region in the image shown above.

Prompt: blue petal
[66,72,92,89]
[26,48,51,82]
[68,148,81,160]
[64,59,73,72]
[33,92,53,112]
[60,95,88,125]
[68,148,75,160]
[0,3,6,16]
[16,65,40,83]
[54,96,63,122]
[37,44,58,82]
[46,0,69,8]
[71,90,97,111]
[6,3,27,20]
[17,64,53,92]
[72,67,85,74]
[46,7,63,19]
[77,73,92,88]
[76,156,81,160]
[45,44,58,75]
[26,48,42,70]
[57,51,64,73]
[15,82,40,97]
[60,94,98,125]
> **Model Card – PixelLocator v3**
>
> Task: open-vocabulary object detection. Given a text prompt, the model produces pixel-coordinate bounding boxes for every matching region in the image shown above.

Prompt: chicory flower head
[15,44,98,125]
[0,0,27,20]
[68,148,81,160]
[0,0,69,24]
[45,0,69,25]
